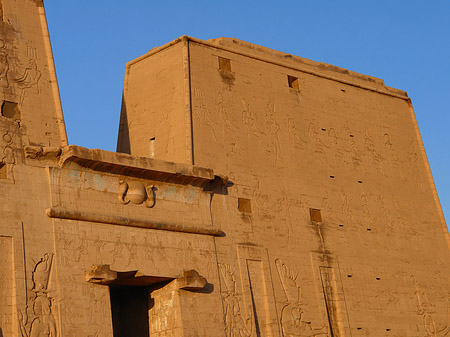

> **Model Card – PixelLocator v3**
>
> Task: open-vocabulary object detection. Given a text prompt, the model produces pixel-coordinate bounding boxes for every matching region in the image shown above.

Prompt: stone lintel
[60,145,216,187]
[86,265,207,291]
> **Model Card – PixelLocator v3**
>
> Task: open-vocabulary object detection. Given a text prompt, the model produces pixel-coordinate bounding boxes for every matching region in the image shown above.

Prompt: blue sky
[44,1,450,223]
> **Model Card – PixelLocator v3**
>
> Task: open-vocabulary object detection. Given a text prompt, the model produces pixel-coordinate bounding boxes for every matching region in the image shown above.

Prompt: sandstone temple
[1,1,449,337]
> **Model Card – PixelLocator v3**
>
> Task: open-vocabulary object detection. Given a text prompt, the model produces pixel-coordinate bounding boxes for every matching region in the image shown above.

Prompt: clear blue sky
[44,1,450,223]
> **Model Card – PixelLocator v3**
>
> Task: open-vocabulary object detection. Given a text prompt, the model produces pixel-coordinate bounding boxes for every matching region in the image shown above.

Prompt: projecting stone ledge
[59,145,219,187]
[85,265,207,291]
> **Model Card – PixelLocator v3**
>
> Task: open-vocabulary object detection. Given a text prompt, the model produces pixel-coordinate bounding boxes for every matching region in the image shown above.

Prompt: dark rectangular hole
[218,57,232,72]
[1,101,21,120]
[309,208,322,222]
[110,286,150,337]
[238,198,252,213]
[287,75,299,90]
[149,137,155,158]
[0,163,6,179]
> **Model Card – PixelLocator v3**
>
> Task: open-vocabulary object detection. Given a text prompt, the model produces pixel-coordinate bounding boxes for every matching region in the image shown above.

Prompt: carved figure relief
[217,90,239,153]
[15,58,41,105]
[18,253,58,337]
[307,122,327,166]
[0,39,9,88]
[412,276,450,337]
[288,118,305,150]
[219,263,253,337]
[242,98,261,137]
[264,100,282,166]
[194,86,218,143]
[275,259,328,337]
[118,180,155,207]
[364,129,384,175]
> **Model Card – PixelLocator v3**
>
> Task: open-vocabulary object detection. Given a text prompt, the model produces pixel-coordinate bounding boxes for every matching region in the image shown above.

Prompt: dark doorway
[109,285,150,337]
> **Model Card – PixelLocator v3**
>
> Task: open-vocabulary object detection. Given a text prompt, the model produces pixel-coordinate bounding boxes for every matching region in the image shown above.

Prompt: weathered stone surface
[1,2,449,337]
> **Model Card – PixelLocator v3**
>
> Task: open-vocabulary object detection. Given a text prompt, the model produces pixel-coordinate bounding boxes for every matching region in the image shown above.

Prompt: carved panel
[236,245,280,337]
[18,253,58,337]
[275,259,328,336]
[219,263,253,337]
[310,253,351,337]
[412,275,450,337]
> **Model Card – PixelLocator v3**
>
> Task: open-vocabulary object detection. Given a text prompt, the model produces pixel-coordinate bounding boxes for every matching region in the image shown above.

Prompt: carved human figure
[288,118,305,150]
[15,59,41,104]
[219,264,253,337]
[0,51,9,88]
[412,276,450,337]
[127,235,138,266]
[29,296,57,337]
[241,98,261,137]
[217,90,238,152]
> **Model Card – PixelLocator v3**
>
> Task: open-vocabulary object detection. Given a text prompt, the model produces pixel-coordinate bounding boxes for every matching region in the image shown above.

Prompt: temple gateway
[0,1,449,337]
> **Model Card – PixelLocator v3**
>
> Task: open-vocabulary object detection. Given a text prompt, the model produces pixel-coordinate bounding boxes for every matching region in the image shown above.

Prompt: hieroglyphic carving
[18,253,58,337]
[412,275,450,337]
[1,129,16,181]
[275,259,328,337]
[118,180,155,207]
[219,263,253,337]
[264,100,282,166]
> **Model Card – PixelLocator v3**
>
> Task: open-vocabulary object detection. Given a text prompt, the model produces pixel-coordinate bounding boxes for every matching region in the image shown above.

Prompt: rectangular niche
[0,163,7,179]
[287,75,299,90]
[218,57,232,72]
[1,101,21,120]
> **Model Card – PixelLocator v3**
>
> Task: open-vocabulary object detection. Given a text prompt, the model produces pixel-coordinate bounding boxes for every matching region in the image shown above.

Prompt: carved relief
[264,100,282,166]
[18,253,58,337]
[288,118,306,150]
[242,98,261,137]
[1,130,15,181]
[412,276,450,337]
[0,40,9,88]
[275,259,328,337]
[364,129,384,175]
[217,90,239,153]
[15,46,41,105]
[219,263,253,337]
[118,180,155,207]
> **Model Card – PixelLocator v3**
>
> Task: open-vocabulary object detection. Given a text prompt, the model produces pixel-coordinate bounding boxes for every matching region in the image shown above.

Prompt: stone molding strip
[46,207,223,237]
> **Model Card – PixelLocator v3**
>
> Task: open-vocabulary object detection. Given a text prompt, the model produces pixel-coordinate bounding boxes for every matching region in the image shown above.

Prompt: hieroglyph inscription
[275,259,328,337]
[1,129,16,181]
[219,263,253,337]
[18,253,58,337]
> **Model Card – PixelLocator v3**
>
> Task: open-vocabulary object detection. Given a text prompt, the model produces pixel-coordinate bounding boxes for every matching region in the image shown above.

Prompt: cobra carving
[118,180,156,208]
